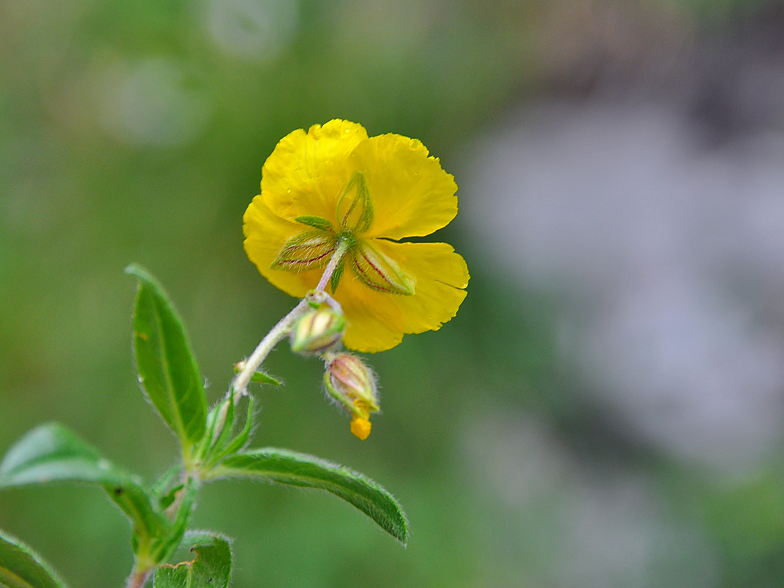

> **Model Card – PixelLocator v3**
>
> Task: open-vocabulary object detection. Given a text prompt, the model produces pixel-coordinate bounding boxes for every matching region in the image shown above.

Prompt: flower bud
[324,353,379,439]
[290,307,345,355]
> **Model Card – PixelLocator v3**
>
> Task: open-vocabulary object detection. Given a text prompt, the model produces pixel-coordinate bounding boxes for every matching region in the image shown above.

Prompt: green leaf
[207,397,237,458]
[0,530,68,588]
[211,449,408,544]
[196,395,256,476]
[153,532,232,588]
[329,256,346,294]
[107,482,171,554]
[248,371,281,386]
[213,398,255,461]
[0,423,169,550]
[232,364,281,386]
[126,264,208,456]
[149,477,199,564]
[149,465,183,507]
[1,423,126,488]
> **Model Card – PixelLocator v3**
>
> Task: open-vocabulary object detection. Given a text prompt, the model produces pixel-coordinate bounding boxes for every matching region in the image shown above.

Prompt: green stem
[317,239,349,291]
[231,242,349,403]
[230,299,308,403]
[125,567,152,588]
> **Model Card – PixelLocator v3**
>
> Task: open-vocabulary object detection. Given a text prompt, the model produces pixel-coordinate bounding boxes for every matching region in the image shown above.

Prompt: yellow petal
[261,120,368,223]
[334,241,469,352]
[347,133,458,240]
[243,194,322,298]
[369,240,469,334]
[340,288,407,352]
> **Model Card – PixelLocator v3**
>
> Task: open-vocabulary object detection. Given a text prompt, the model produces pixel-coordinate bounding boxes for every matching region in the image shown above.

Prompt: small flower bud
[290,307,346,355]
[323,353,379,439]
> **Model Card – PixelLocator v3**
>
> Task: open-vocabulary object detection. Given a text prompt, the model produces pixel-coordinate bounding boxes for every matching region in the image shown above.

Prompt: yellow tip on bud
[351,416,372,440]
[323,353,380,439]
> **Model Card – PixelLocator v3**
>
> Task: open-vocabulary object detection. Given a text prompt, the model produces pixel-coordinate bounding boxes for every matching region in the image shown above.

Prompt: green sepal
[330,255,346,293]
[336,170,373,233]
[0,529,68,588]
[323,370,361,417]
[208,448,408,545]
[126,264,208,460]
[270,231,337,272]
[153,531,232,588]
[0,423,170,553]
[349,241,415,295]
[295,215,334,232]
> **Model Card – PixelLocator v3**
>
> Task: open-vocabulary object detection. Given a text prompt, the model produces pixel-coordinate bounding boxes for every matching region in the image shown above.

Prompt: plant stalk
[231,241,349,403]
[125,568,152,588]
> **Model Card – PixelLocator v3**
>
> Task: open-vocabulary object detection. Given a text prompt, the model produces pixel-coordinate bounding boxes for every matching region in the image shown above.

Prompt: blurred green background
[4,0,784,586]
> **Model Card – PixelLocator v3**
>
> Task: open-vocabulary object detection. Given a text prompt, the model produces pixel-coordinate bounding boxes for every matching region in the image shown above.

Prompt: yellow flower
[243,119,469,352]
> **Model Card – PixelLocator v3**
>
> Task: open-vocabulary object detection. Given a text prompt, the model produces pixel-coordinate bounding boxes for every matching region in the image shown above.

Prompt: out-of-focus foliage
[2,0,784,586]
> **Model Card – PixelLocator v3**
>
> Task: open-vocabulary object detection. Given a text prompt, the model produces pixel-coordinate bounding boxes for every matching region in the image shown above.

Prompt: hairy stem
[230,299,308,403]
[231,243,349,403]
[317,239,349,291]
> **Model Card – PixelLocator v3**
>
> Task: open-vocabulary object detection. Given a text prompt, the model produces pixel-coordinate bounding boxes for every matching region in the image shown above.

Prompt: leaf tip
[125,264,158,287]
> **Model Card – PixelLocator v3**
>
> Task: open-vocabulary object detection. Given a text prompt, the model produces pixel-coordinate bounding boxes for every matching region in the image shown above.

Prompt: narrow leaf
[202,397,255,470]
[153,532,232,588]
[330,256,346,293]
[150,478,199,564]
[149,465,183,504]
[249,371,281,386]
[205,396,237,460]
[106,483,171,552]
[126,264,208,454]
[0,423,169,547]
[231,364,281,386]
[211,449,408,544]
[214,398,255,461]
[0,530,67,588]
[1,423,125,488]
